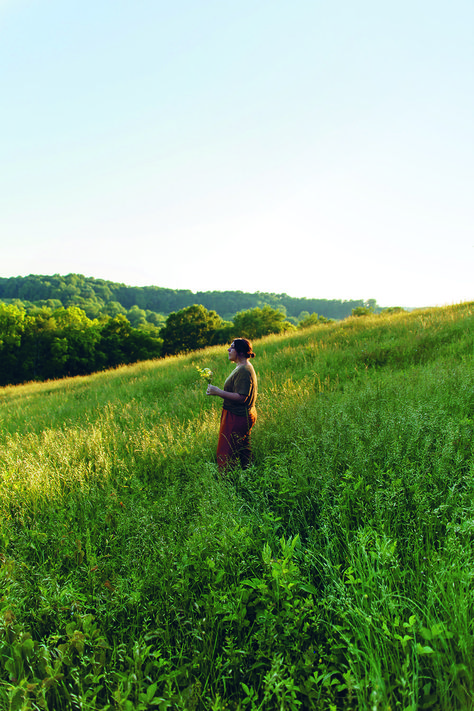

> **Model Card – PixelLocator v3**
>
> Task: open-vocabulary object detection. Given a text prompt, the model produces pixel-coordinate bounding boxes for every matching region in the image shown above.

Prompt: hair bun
[233,337,255,358]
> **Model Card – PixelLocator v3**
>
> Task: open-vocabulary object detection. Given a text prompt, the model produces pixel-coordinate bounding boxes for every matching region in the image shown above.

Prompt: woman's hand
[207,384,246,403]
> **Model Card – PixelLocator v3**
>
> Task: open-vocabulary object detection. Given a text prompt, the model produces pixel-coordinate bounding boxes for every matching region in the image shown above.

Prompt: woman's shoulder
[241,362,257,378]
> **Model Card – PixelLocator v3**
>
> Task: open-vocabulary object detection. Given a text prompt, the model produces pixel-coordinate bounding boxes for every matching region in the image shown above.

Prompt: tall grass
[0,302,473,709]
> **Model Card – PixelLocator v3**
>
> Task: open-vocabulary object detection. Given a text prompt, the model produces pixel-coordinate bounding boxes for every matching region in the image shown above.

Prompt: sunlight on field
[0,302,473,709]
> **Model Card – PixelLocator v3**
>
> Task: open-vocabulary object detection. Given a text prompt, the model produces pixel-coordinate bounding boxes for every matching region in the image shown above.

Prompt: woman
[207,338,258,471]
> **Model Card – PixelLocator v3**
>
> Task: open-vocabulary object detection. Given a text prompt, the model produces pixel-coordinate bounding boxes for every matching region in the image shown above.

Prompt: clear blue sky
[1,0,473,308]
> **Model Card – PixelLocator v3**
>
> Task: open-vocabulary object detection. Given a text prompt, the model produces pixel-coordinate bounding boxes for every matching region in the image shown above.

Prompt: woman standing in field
[207,338,258,472]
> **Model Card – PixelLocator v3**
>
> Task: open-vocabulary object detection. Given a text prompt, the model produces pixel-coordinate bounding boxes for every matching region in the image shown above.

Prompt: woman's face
[228,343,238,362]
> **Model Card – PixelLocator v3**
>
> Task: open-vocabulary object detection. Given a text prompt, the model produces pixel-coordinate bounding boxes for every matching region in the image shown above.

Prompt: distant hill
[0,273,377,322]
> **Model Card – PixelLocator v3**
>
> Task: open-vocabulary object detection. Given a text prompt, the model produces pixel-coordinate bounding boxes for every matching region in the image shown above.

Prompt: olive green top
[222,362,258,417]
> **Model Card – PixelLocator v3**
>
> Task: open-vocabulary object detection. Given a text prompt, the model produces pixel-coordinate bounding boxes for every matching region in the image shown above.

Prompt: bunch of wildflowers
[196,366,213,384]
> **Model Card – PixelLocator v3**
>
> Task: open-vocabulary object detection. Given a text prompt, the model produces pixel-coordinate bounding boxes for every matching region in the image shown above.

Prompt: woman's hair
[232,338,255,358]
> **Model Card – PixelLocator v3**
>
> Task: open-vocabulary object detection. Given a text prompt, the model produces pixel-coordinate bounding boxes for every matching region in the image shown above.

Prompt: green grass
[0,302,473,710]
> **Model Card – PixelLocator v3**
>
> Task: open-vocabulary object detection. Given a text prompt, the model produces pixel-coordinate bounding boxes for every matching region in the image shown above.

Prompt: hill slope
[0,302,473,710]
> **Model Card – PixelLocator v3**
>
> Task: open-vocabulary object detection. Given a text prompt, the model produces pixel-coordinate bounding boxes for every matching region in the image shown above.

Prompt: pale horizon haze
[1,0,473,309]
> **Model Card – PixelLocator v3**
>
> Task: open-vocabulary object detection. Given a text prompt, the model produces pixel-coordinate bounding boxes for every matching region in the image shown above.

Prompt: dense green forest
[0,305,164,386]
[0,273,377,324]
[0,299,335,386]
[0,274,380,386]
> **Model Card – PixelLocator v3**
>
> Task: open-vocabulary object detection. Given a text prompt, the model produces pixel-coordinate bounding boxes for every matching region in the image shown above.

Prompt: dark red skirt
[216,408,257,471]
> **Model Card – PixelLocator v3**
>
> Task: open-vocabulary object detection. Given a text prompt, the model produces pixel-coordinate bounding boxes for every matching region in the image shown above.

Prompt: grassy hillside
[0,302,473,710]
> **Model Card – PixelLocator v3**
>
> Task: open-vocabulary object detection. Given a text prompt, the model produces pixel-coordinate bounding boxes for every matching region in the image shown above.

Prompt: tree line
[0,273,377,323]
[0,273,381,386]
[0,305,163,386]
[0,300,336,386]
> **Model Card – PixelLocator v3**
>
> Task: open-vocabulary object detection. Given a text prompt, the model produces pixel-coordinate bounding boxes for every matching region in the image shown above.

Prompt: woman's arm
[206,384,246,403]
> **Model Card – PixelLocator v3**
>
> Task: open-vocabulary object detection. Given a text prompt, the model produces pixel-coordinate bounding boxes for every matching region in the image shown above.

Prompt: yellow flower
[196,366,213,384]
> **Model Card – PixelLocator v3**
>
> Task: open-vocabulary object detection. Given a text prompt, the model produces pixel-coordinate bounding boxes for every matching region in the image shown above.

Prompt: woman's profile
[206,338,258,471]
